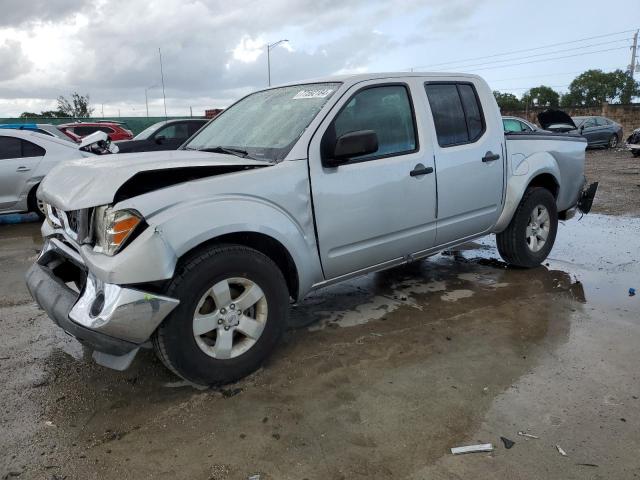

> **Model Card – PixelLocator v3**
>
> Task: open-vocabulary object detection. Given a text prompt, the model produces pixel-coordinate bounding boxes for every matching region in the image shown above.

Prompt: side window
[583,118,596,128]
[188,122,204,137]
[425,83,486,147]
[323,85,417,161]
[458,84,484,141]
[97,126,115,134]
[21,140,45,158]
[0,137,22,160]
[519,121,533,132]
[75,126,99,136]
[503,119,522,133]
[155,123,189,140]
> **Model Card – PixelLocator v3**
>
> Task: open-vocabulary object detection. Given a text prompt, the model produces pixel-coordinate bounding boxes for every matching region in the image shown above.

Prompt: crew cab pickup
[27,73,597,385]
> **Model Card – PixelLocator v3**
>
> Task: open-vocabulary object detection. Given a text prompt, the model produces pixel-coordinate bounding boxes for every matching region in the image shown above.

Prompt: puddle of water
[298,214,639,331]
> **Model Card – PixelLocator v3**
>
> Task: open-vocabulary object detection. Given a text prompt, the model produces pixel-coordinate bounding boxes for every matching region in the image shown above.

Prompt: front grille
[66,210,80,234]
[53,208,92,243]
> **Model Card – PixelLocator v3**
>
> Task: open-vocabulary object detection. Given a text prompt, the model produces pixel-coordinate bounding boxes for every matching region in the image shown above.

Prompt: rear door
[424,81,505,245]
[309,80,437,279]
[0,136,45,210]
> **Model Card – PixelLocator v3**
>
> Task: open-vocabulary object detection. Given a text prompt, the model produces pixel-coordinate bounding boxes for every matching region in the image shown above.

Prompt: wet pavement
[1,214,639,479]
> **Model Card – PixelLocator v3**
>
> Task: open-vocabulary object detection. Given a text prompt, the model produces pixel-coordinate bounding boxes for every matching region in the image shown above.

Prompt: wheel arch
[526,172,559,199]
[176,231,301,301]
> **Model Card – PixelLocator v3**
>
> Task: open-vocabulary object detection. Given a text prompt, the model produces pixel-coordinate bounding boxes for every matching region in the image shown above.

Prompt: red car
[58,121,134,142]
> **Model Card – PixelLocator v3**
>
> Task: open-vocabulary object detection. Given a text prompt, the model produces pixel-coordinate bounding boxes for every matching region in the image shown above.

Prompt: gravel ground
[585,147,640,216]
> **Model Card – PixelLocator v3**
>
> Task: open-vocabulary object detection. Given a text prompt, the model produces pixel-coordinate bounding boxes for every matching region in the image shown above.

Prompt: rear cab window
[425,82,486,147]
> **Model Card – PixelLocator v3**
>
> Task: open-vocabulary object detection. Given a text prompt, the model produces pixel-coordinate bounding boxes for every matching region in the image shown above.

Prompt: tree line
[19,93,94,119]
[494,69,640,111]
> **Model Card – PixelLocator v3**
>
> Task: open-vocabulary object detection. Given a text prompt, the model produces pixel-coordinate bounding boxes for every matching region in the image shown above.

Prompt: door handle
[482,151,500,162]
[410,164,434,177]
[16,166,30,172]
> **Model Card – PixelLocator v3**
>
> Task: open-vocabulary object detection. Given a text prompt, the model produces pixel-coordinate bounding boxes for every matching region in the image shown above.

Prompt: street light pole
[145,84,158,119]
[267,39,288,87]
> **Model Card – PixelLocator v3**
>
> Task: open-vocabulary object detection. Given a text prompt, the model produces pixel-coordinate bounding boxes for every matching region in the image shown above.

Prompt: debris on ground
[629,288,636,297]
[248,475,261,480]
[517,431,539,439]
[576,463,599,467]
[44,421,55,427]
[556,445,568,456]
[500,437,515,449]
[451,443,494,455]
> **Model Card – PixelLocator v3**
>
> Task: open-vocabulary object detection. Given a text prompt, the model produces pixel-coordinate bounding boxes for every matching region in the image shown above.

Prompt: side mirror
[324,130,378,167]
[155,135,166,144]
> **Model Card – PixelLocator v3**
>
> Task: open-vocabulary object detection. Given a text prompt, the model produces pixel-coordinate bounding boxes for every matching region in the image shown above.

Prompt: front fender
[154,196,322,295]
[493,151,561,233]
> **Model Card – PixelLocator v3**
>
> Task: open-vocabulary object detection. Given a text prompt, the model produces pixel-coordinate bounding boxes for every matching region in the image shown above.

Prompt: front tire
[28,185,46,219]
[607,134,618,149]
[497,187,558,268]
[153,244,289,386]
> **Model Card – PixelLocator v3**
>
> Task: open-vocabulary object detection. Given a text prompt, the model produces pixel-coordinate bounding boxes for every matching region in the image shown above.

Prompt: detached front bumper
[26,237,179,369]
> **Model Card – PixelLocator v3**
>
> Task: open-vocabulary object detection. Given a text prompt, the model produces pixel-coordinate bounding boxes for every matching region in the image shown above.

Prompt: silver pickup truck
[27,73,597,385]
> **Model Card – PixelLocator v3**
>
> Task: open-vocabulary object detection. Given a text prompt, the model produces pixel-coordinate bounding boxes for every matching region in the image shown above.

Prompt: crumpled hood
[537,109,577,130]
[38,149,269,210]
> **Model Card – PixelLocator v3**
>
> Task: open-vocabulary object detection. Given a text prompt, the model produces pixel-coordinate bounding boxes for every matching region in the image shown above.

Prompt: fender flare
[494,151,561,233]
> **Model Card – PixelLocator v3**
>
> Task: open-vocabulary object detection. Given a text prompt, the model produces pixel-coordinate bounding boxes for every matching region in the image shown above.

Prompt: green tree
[522,85,560,108]
[561,69,640,107]
[19,110,70,119]
[57,92,94,117]
[493,91,523,110]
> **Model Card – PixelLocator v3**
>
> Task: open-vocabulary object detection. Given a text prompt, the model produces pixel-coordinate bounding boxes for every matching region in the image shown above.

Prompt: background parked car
[539,110,622,148]
[115,118,207,153]
[627,128,640,157]
[573,116,623,148]
[58,121,134,141]
[0,130,92,217]
[0,123,75,142]
[502,116,540,133]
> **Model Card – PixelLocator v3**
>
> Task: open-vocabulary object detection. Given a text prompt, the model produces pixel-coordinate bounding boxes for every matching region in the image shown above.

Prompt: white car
[0,130,92,217]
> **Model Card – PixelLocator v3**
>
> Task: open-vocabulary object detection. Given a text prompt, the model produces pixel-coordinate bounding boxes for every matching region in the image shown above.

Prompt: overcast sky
[0,0,637,117]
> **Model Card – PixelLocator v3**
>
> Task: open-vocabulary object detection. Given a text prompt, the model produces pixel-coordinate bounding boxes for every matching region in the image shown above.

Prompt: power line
[407,28,638,71]
[459,46,630,73]
[431,38,631,71]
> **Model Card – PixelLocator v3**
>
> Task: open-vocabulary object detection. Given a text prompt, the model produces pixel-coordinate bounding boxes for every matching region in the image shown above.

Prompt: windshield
[185,82,340,161]
[134,121,167,140]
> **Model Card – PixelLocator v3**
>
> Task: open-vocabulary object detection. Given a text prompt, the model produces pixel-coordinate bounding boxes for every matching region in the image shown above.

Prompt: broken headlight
[94,206,143,256]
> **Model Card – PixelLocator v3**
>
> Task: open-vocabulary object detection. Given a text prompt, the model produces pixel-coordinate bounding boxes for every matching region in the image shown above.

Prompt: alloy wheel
[192,277,268,359]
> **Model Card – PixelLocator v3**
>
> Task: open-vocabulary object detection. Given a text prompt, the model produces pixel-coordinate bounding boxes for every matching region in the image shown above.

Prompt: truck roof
[274,71,484,88]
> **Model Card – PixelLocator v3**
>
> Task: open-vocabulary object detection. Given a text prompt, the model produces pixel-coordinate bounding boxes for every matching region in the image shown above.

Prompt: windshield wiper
[198,146,252,159]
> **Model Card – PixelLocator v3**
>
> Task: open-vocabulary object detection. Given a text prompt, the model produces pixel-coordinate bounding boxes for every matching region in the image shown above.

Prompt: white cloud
[232,35,267,63]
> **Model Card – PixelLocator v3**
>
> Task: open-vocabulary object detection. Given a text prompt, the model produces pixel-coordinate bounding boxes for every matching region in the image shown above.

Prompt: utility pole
[159,48,168,120]
[630,29,638,76]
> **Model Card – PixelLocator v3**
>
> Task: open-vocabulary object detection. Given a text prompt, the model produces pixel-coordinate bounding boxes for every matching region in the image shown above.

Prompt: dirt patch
[585,147,640,216]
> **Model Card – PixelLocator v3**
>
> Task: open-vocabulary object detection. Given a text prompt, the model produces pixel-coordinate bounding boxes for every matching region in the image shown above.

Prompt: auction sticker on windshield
[293,89,334,99]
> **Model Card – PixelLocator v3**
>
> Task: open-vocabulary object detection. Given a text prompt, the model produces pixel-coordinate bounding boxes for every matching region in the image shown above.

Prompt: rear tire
[497,187,558,268]
[153,244,289,386]
[632,150,640,158]
[27,185,46,219]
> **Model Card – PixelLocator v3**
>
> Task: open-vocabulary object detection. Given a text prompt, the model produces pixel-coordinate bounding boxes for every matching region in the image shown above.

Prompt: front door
[0,136,44,211]
[424,82,505,245]
[309,81,437,279]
